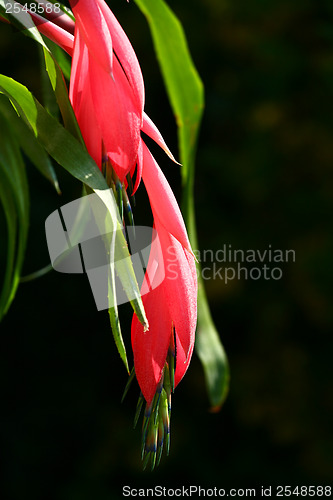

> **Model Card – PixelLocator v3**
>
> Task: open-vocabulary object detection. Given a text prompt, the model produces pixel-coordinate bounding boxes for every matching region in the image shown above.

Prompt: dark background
[1,0,333,498]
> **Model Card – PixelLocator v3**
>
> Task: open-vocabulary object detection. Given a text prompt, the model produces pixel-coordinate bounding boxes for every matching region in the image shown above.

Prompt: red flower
[69,0,144,180]
[132,140,197,405]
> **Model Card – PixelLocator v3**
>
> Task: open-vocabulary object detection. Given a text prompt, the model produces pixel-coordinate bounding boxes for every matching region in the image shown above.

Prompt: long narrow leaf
[44,38,71,81]
[0,113,29,319]
[0,175,19,318]
[0,95,60,193]
[134,0,203,177]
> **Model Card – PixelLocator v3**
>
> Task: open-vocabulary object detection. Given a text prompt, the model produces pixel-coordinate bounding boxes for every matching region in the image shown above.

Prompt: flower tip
[142,113,181,165]
[163,146,182,166]
[170,155,182,167]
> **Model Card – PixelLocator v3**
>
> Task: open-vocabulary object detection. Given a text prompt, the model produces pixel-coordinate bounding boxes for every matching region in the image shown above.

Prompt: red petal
[76,78,103,168]
[142,112,179,164]
[29,11,74,55]
[88,53,141,180]
[131,233,171,405]
[132,217,197,403]
[141,141,192,253]
[69,27,103,167]
[132,284,172,405]
[174,330,195,387]
[35,4,75,35]
[154,216,197,366]
[70,25,88,111]
[96,0,145,114]
[132,207,197,403]
[132,139,143,195]
[70,0,113,75]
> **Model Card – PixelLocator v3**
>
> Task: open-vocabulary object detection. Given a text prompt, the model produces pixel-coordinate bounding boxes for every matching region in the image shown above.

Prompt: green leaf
[0,177,18,317]
[0,76,148,333]
[135,0,229,408]
[39,45,61,120]
[0,0,81,141]
[48,1,75,22]
[0,0,48,45]
[44,38,72,82]
[0,94,60,193]
[134,0,204,177]
[0,112,29,320]
[0,75,101,187]
[42,46,82,140]
[195,275,230,410]
[187,206,230,408]
[109,298,129,373]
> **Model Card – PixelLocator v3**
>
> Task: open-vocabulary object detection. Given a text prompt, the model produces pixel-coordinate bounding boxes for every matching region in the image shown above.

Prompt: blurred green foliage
[0,0,332,498]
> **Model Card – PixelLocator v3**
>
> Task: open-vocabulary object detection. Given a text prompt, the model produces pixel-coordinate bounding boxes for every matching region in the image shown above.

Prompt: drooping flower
[130,140,197,467]
[132,140,197,404]
[25,0,197,466]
